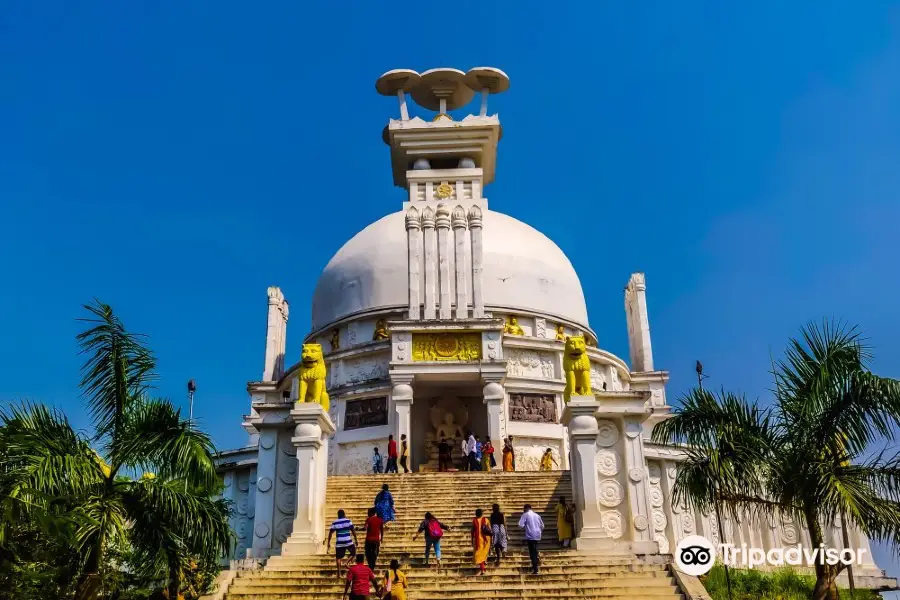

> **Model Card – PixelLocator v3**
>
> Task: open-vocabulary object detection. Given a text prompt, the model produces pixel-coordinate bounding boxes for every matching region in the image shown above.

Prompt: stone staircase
[223,471,685,599]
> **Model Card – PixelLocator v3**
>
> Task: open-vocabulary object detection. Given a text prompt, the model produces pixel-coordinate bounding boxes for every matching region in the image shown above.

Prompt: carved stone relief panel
[535,318,547,339]
[339,440,388,475]
[509,393,558,423]
[512,437,562,472]
[344,397,389,431]
[412,333,481,361]
[590,363,608,391]
[338,356,389,387]
[505,348,555,379]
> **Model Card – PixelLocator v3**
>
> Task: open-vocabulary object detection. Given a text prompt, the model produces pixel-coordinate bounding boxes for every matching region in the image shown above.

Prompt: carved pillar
[436,205,452,320]
[249,426,280,557]
[281,404,335,556]
[406,208,421,320]
[263,287,289,381]
[624,273,654,372]
[422,207,436,320]
[391,375,414,469]
[660,460,687,548]
[468,205,484,318]
[561,397,609,550]
[482,380,504,451]
[452,205,468,319]
[622,416,655,552]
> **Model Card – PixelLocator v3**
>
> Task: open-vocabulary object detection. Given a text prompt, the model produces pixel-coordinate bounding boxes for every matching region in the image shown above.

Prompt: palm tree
[653,321,900,600]
[0,301,232,599]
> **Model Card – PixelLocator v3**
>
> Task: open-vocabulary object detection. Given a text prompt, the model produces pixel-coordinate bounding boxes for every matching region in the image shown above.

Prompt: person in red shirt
[343,553,377,600]
[359,507,384,570]
[385,434,399,473]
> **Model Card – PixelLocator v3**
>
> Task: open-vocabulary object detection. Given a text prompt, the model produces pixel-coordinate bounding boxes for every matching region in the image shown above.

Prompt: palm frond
[113,398,219,492]
[76,300,156,444]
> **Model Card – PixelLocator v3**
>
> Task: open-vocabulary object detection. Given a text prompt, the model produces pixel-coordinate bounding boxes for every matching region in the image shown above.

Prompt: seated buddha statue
[504,316,525,336]
[372,318,389,341]
[555,324,566,342]
[434,412,464,442]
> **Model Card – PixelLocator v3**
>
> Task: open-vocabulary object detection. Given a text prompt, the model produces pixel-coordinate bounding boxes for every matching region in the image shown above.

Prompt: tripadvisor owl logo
[675,535,716,576]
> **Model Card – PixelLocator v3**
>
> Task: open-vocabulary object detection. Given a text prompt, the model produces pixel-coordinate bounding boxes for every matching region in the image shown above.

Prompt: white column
[622,416,655,552]
[249,428,279,557]
[483,380,504,448]
[406,208,421,320]
[436,205,452,320]
[391,376,414,467]
[422,207,436,320]
[263,287,286,381]
[468,206,484,318]
[561,397,608,550]
[452,205,468,319]
[282,404,336,556]
[624,273,654,372]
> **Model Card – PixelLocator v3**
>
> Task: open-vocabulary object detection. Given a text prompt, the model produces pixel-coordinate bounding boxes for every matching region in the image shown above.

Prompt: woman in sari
[555,495,574,548]
[539,448,557,471]
[382,558,408,600]
[471,508,492,575]
[489,503,508,566]
[374,483,395,523]
[481,436,495,471]
[502,438,515,472]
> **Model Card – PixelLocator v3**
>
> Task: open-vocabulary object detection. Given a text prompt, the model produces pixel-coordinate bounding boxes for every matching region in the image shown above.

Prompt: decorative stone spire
[468,205,485,318]
[406,207,422,320]
[263,286,289,381]
[625,273,654,372]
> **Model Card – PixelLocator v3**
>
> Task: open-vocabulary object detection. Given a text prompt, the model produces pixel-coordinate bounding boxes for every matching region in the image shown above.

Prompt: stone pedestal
[281,404,335,556]
[562,397,610,550]
[391,375,414,468]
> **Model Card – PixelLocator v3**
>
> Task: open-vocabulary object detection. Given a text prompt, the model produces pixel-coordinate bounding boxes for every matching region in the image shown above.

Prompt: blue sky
[2,1,899,584]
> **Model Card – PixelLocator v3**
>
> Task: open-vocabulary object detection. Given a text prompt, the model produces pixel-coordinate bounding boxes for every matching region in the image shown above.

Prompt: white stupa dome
[310,209,589,332]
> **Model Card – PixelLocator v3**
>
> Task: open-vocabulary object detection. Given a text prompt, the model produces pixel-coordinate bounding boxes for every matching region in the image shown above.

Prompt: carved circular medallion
[223,473,233,488]
[279,459,298,485]
[708,515,720,545]
[650,486,664,508]
[237,498,248,515]
[260,433,276,450]
[277,485,296,514]
[397,343,406,351]
[254,523,270,538]
[633,514,649,531]
[237,474,250,492]
[598,479,624,508]
[781,523,798,544]
[236,518,248,540]
[596,450,619,477]
[601,510,623,539]
[667,466,678,480]
[274,517,293,544]
[488,350,497,359]
[596,420,618,447]
[436,183,453,199]
[397,353,407,361]
[648,463,662,483]
[624,420,642,438]
[258,477,273,493]
[655,533,670,554]
[628,468,645,483]
[487,341,496,349]
[280,436,295,456]
[682,514,695,534]
[653,509,668,532]
[434,335,460,357]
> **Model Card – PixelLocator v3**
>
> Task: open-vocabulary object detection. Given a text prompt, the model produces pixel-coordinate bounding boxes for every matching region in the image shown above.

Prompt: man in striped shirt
[325,509,359,577]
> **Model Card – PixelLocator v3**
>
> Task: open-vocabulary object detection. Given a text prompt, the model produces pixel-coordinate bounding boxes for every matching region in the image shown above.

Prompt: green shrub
[700,564,880,600]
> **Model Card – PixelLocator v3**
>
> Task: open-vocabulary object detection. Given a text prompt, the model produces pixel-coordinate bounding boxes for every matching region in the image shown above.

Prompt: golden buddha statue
[555,324,566,342]
[504,315,525,336]
[330,328,340,351]
[372,318,389,341]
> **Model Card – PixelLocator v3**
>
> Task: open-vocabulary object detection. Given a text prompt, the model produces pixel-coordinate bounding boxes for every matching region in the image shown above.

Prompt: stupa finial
[375,67,509,120]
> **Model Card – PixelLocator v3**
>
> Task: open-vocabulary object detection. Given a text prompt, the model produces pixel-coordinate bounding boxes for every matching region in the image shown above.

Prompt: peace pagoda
[211,68,889,590]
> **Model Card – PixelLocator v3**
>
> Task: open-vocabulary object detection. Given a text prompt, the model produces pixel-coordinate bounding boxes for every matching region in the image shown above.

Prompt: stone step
[226,588,683,600]
[238,566,669,579]
[227,576,677,593]
[264,555,655,569]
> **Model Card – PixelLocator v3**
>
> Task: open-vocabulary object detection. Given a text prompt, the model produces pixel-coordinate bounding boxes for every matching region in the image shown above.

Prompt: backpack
[426,518,443,539]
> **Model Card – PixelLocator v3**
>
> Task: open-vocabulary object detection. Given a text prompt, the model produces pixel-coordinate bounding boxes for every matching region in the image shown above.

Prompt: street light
[187,379,197,427]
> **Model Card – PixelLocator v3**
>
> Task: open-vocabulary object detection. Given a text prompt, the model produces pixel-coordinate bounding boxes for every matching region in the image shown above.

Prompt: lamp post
[187,379,197,428]
[697,361,732,600]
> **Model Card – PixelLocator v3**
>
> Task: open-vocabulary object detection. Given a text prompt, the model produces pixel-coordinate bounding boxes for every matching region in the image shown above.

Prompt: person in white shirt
[460,437,469,470]
[518,504,545,574]
[466,432,479,471]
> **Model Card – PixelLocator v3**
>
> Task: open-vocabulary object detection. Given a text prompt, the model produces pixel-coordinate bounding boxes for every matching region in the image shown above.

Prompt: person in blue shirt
[518,504,545,574]
[372,447,383,474]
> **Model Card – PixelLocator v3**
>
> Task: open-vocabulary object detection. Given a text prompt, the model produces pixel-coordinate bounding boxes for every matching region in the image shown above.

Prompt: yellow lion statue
[563,335,592,402]
[296,343,329,411]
